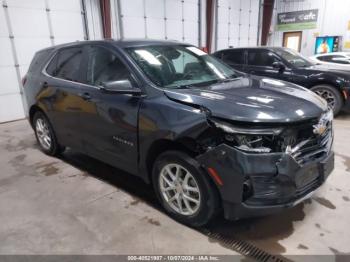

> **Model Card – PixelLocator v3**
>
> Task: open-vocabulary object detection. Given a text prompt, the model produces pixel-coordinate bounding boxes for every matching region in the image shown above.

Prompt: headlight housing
[210,119,283,153]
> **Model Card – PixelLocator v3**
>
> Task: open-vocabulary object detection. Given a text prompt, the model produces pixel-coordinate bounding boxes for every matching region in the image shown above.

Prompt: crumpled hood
[164,76,328,123]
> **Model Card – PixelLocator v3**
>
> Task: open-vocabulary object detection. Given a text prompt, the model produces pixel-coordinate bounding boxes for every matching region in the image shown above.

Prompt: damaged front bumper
[197,144,334,220]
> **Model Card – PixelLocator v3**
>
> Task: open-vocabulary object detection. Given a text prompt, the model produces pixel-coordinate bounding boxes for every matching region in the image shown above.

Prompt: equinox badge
[113,136,134,147]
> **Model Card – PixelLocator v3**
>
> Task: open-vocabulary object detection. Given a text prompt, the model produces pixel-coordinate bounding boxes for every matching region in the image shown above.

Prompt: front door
[221,49,246,72]
[246,49,293,82]
[283,31,302,52]
[78,45,142,174]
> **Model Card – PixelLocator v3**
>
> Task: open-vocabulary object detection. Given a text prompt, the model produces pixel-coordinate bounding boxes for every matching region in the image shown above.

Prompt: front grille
[292,125,332,164]
[289,111,333,165]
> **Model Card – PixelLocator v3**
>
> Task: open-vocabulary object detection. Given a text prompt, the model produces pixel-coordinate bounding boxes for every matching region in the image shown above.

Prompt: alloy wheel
[159,163,201,216]
[315,89,335,109]
[35,118,52,150]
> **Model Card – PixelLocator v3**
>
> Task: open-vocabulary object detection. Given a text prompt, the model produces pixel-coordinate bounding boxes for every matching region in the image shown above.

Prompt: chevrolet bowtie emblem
[313,123,327,135]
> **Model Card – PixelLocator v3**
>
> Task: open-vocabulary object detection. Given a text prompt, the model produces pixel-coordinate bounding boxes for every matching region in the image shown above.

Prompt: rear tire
[311,84,343,115]
[33,111,65,156]
[152,150,220,227]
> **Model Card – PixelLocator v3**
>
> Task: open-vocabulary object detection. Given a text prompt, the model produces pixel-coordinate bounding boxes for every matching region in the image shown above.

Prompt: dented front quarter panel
[137,94,211,180]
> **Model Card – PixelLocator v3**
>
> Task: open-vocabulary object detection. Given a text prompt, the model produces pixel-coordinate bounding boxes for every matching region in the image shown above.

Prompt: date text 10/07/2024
[127,256,220,261]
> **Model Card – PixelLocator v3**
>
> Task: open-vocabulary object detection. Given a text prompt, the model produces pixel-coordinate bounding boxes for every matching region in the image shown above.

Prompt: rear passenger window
[223,50,245,65]
[28,50,50,74]
[317,55,339,62]
[86,46,132,86]
[46,47,83,82]
[248,50,279,67]
[318,55,350,64]
[333,59,350,64]
[46,54,58,76]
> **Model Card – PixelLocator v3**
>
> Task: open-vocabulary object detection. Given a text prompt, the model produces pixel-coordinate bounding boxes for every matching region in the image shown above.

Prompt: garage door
[0,0,101,123]
[112,0,200,46]
[0,2,25,123]
[216,0,261,51]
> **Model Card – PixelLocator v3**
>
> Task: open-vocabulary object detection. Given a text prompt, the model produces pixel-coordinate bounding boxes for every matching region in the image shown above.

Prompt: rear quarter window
[27,50,51,74]
[46,47,83,82]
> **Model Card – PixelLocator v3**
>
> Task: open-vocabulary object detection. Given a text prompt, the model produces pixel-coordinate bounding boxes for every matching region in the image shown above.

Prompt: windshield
[126,45,237,88]
[275,48,314,67]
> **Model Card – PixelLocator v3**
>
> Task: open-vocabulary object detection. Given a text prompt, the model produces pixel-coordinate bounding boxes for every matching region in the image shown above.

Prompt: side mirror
[100,79,141,95]
[272,61,285,72]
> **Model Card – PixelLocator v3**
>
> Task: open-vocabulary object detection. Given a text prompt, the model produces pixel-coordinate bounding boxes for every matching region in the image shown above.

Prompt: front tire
[152,151,220,227]
[311,84,343,115]
[33,111,65,156]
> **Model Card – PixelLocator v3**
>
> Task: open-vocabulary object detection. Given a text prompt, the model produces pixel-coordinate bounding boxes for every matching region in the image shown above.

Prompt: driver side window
[248,50,280,67]
[87,46,132,87]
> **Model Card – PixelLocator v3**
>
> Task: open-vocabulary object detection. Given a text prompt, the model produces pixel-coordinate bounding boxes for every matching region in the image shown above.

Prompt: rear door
[246,49,293,82]
[77,44,142,174]
[42,46,86,149]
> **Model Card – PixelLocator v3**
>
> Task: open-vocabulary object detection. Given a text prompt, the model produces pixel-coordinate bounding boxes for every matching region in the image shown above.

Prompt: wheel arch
[309,81,340,90]
[144,137,224,209]
[310,82,345,101]
[310,82,345,115]
[145,137,199,184]
[29,105,45,128]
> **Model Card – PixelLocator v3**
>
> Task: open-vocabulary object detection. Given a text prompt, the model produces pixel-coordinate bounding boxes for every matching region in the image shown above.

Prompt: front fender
[138,95,210,181]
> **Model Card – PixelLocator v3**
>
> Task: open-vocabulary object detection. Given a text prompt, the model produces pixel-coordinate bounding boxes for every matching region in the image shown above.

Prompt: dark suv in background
[24,40,334,226]
[213,47,350,115]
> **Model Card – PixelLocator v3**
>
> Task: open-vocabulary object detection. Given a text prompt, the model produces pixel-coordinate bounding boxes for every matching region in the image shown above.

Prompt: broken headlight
[211,119,283,153]
[233,135,272,153]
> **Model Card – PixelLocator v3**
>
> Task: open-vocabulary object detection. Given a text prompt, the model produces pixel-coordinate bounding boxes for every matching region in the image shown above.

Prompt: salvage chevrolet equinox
[23,40,334,226]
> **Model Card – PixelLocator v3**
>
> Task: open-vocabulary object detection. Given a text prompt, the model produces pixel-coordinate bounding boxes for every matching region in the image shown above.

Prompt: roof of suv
[39,39,189,52]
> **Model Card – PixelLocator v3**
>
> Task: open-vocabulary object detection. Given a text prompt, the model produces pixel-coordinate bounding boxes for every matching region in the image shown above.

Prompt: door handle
[78,92,91,101]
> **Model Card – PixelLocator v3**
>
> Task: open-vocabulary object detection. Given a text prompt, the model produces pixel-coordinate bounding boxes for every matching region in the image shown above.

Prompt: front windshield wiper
[165,75,240,89]
[214,75,241,84]
[165,84,196,89]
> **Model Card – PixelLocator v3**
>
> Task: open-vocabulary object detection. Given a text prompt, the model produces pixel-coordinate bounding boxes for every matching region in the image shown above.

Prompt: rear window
[46,47,83,82]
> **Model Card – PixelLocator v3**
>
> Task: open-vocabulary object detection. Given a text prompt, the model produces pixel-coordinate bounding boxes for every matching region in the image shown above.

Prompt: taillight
[22,75,27,87]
